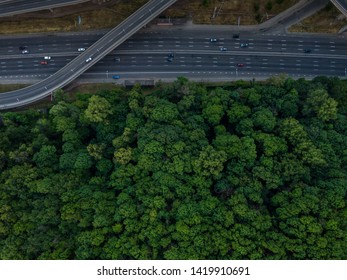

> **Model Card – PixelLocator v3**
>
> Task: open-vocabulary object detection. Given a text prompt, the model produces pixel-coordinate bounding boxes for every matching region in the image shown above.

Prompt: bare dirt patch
[0,0,147,34]
[289,2,347,33]
[0,0,300,34]
[0,84,29,93]
[165,0,300,25]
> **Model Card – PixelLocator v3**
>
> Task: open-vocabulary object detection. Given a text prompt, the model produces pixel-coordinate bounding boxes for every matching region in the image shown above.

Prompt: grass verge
[0,84,29,93]
[289,2,347,33]
[0,0,301,34]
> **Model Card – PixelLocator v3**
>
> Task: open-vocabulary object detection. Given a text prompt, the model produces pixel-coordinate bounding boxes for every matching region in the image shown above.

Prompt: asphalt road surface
[0,0,89,17]
[1,30,346,84]
[0,0,177,109]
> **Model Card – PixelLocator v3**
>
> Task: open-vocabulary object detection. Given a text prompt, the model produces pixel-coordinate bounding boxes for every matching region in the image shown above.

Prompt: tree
[304,89,338,121]
[192,145,227,178]
[33,145,58,168]
[252,108,276,132]
[114,147,132,165]
[84,95,112,124]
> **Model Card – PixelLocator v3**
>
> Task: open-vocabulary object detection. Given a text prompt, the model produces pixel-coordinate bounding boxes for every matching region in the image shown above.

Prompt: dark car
[168,52,174,58]
[210,38,218,42]
[304,48,312,53]
[19,46,27,51]
[166,57,173,62]
[233,34,240,38]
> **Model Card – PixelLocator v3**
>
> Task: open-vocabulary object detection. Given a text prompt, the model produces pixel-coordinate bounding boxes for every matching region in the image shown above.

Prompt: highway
[0,0,177,110]
[0,0,90,17]
[1,30,347,83]
[0,0,346,110]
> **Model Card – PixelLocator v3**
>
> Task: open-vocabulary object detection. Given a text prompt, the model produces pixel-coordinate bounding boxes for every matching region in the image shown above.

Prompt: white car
[44,56,51,60]
[78,48,85,52]
[22,49,29,54]
[85,57,92,63]
[220,47,227,51]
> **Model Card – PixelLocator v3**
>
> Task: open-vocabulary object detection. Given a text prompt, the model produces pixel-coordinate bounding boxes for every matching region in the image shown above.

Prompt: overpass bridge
[330,0,347,17]
[0,0,177,110]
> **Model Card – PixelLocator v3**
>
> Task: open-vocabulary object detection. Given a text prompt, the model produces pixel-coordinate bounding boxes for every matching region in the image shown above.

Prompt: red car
[40,61,48,65]
[237,63,245,67]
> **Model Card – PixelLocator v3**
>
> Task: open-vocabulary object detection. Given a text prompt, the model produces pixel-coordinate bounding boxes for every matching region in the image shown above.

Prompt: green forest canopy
[0,76,346,259]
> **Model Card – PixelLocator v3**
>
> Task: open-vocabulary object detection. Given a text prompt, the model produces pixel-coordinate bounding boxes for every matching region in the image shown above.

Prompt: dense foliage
[0,76,346,259]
